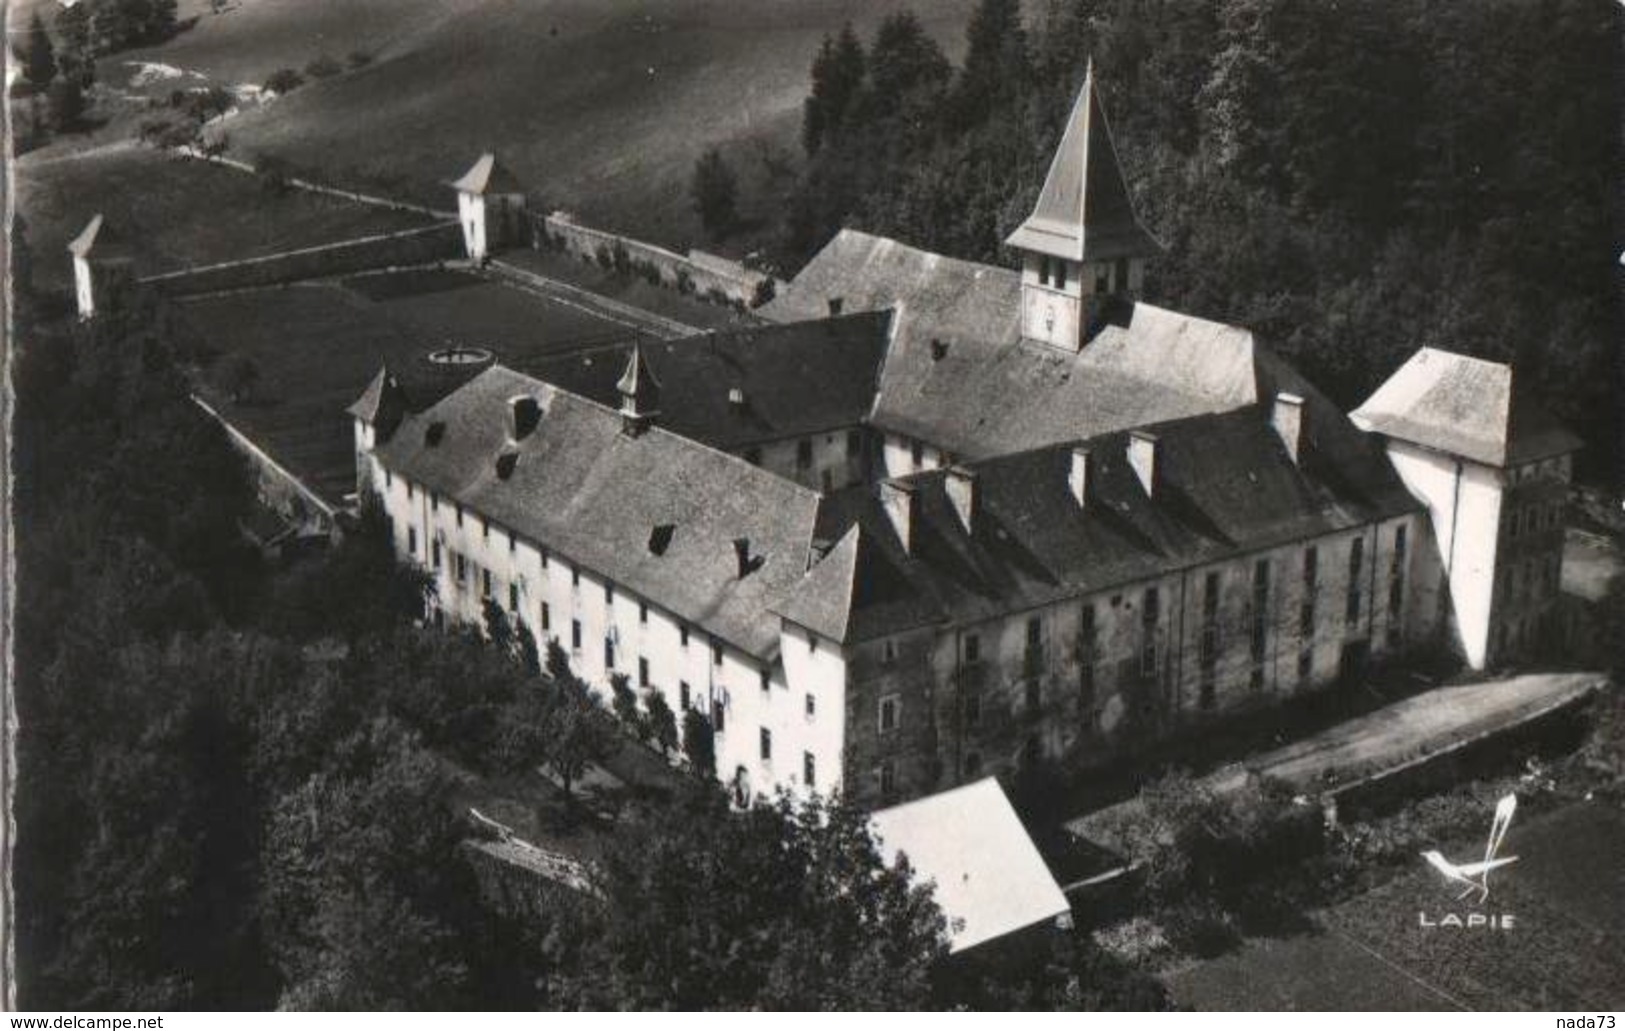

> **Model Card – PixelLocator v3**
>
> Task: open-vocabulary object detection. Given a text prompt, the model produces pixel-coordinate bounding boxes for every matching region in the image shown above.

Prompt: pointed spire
[347,365,408,440]
[1004,60,1161,263]
[449,153,525,196]
[617,344,661,435]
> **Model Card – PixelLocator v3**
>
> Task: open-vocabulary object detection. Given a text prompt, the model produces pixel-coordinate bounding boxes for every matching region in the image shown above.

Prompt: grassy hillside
[16,144,433,294]
[96,0,981,248]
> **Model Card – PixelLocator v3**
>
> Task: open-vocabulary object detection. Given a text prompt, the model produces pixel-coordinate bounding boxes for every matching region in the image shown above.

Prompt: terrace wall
[140,222,465,297]
[535,212,770,309]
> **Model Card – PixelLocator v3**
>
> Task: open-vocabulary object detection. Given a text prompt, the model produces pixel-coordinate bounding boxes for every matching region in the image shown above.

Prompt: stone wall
[535,212,771,309]
[140,222,465,297]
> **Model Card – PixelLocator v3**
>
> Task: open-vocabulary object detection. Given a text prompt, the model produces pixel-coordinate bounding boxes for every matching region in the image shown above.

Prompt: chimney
[879,479,919,554]
[944,465,978,533]
[1068,446,1093,508]
[507,395,541,441]
[1271,392,1305,464]
[728,386,746,410]
[1128,431,1159,497]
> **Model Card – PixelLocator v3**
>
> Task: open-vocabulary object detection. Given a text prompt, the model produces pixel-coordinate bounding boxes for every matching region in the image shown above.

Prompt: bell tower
[1005,61,1161,351]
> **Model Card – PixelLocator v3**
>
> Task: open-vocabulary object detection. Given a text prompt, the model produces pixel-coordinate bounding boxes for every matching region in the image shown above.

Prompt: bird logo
[1421,793,1518,905]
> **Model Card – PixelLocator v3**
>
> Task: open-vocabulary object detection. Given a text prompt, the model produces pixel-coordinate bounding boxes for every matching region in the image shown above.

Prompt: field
[59,0,980,248]
[177,268,657,504]
[16,144,433,293]
[1164,801,1625,1011]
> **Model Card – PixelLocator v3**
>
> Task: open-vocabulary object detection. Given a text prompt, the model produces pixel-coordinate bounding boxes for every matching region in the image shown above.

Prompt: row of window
[395,470,836,794]
[1506,500,1563,542]
[1498,553,1562,607]
[752,730,819,786]
[742,431,864,470]
[949,528,1404,715]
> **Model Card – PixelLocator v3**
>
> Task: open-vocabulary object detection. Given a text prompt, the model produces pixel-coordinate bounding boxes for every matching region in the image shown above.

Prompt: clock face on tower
[1023,284,1081,350]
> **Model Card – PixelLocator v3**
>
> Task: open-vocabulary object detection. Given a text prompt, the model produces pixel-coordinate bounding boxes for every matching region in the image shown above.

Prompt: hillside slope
[106,0,979,247]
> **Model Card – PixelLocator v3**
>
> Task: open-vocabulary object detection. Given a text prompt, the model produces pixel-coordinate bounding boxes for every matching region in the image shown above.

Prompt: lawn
[1164,801,1625,1011]
[176,268,650,505]
[95,0,980,248]
[16,144,432,294]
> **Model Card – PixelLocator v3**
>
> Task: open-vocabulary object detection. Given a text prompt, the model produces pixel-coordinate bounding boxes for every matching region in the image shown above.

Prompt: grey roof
[764,229,1276,462]
[450,153,526,196]
[519,311,891,449]
[346,365,409,432]
[772,523,946,642]
[1003,62,1162,263]
[372,365,823,658]
[67,213,133,261]
[787,398,1420,645]
[1351,347,1581,467]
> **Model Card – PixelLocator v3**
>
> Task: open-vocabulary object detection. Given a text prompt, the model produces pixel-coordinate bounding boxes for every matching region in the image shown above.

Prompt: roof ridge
[428,363,825,507]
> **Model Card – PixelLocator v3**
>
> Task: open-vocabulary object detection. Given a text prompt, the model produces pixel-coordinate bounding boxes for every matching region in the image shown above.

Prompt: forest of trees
[10,283,1164,1009]
[781,0,1621,471]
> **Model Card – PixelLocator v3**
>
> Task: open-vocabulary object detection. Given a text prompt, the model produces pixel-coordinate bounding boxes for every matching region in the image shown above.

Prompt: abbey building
[338,67,1580,808]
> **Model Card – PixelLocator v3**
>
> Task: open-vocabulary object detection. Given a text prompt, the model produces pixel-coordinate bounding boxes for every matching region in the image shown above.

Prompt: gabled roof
[1003,62,1162,263]
[345,365,409,431]
[67,214,133,261]
[871,778,1070,954]
[763,230,1272,462]
[790,397,1418,645]
[372,365,822,658]
[1351,347,1581,467]
[771,523,946,643]
[450,153,526,196]
[521,311,891,449]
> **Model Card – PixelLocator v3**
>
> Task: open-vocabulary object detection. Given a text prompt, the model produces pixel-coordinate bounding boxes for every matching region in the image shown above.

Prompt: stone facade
[364,440,845,804]
[838,511,1436,808]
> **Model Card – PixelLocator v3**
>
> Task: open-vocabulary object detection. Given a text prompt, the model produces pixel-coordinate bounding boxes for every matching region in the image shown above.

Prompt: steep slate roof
[871,778,1070,954]
[345,365,410,432]
[520,311,891,449]
[372,365,822,658]
[450,153,526,196]
[1004,62,1162,263]
[67,213,133,260]
[1351,347,1581,467]
[772,524,945,643]
[764,229,1281,462]
[788,399,1419,645]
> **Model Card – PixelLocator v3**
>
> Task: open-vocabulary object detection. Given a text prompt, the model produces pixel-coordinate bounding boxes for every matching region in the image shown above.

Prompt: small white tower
[450,153,528,261]
[1005,61,1162,351]
[346,365,409,495]
[1353,348,1580,669]
[67,214,135,320]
